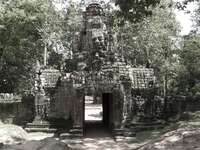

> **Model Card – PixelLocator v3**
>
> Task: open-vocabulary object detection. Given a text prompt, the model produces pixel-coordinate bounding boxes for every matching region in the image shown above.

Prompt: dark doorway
[102,93,113,128]
[84,93,113,137]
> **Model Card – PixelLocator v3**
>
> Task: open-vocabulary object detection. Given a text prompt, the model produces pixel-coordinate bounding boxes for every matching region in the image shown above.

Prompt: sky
[174,1,197,35]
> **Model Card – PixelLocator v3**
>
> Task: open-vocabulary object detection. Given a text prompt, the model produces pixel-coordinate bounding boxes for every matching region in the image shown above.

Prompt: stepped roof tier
[0,93,21,103]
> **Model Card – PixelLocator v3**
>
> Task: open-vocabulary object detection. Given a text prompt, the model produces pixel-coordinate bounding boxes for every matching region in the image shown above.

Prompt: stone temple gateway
[26,3,158,136]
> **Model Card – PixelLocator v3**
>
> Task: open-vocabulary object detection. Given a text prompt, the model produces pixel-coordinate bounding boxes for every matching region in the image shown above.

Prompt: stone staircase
[128,121,164,132]
[60,127,83,139]
[25,122,57,133]
[25,119,70,133]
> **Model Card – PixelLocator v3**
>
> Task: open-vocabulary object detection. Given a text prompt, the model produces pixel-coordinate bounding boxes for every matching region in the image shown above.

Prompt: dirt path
[85,103,102,121]
[64,121,141,150]
[64,103,143,150]
[82,122,129,150]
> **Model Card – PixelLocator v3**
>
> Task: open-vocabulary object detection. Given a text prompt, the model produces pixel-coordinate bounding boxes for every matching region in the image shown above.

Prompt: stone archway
[83,92,114,130]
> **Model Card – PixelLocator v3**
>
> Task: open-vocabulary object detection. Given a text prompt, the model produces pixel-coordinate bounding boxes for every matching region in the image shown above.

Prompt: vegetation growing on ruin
[0,0,199,116]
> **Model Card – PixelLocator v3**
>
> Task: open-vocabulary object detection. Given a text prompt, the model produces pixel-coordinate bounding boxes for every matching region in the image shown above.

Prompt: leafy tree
[175,34,200,96]
[115,0,161,23]
[173,2,200,97]
[114,0,198,23]
[0,0,58,94]
[193,1,200,32]
[114,0,179,72]
[58,1,83,72]
[113,0,180,119]
[175,0,198,10]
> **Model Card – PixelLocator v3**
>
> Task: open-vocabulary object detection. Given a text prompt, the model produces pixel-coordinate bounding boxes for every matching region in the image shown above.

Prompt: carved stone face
[92,31,106,51]
[92,33,104,49]
[86,31,106,71]
[88,16,102,29]
[82,5,108,71]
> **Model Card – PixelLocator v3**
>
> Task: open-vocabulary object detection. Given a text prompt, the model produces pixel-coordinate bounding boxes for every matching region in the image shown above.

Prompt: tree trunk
[163,71,168,121]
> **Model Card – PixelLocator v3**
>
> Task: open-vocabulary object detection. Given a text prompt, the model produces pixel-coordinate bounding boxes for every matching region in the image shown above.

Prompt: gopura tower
[76,3,128,129]
[77,3,112,72]
[26,3,157,136]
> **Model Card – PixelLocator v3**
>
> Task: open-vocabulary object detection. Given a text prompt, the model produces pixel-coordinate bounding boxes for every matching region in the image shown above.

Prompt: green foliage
[0,0,55,94]
[64,59,78,73]
[115,0,161,23]
[168,1,200,97]
[0,0,83,93]
[48,50,63,70]
[113,0,180,105]
[62,2,82,53]
[114,0,198,23]
[59,2,82,71]
[114,0,179,74]
[0,0,198,98]
[175,0,198,10]
[175,34,200,95]
[193,2,200,32]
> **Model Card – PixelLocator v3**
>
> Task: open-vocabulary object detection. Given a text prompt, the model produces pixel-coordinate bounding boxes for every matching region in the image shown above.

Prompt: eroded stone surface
[2,138,71,150]
[138,128,200,150]
[0,124,29,145]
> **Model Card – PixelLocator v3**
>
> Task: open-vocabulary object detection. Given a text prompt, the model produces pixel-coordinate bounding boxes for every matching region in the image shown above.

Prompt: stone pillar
[73,88,84,129]
[120,82,132,128]
[33,71,49,123]
[69,87,84,137]
[112,88,124,129]
[34,90,49,123]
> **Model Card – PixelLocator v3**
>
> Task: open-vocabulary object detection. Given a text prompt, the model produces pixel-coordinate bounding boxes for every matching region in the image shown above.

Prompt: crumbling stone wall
[50,80,75,120]
[111,89,124,128]
[129,88,162,123]
[168,96,200,117]
[0,103,19,124]
[48,78,84,128]
[15,95,35,126]
[0,95,34,126]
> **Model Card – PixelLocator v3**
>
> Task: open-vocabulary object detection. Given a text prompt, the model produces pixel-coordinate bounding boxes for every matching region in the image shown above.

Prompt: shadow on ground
[66,121,138,150]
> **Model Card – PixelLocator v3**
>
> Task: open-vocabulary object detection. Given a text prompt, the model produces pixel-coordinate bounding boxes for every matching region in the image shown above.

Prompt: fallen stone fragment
[2,137,71,150]
[0,124,29,145]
